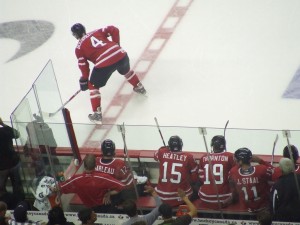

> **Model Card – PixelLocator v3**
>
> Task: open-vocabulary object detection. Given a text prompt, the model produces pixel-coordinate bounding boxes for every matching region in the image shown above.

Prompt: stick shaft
[223,120,229,137]
[154,117,166,146]
[47,90,81,117]
[271,134,279,166]
[284,131,300,200]
[223,120,229,151]
[119,124,144,214]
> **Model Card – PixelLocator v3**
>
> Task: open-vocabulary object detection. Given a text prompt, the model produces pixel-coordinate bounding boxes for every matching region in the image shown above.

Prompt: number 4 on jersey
[90,36,105,47]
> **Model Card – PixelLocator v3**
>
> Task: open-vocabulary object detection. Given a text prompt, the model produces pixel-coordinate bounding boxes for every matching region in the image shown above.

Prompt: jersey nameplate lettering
[203,155,229,162]
[237,177,259,185]
[163,152,187,161]
[95,165,115,174]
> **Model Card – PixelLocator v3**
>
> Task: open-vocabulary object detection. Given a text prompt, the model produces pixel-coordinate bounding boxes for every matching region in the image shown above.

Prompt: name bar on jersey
[162,152,187,161]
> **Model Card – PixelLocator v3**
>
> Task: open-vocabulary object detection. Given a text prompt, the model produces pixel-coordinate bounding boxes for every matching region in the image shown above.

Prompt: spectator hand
[79,77,88,91]
[177,188,186,199]
[144,185,155,195]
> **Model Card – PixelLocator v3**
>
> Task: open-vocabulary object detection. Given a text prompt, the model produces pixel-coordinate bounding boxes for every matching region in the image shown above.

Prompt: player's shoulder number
[90,36,106,48]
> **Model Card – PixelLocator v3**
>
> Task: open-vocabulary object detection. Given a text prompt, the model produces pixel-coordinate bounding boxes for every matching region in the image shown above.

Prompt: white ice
[1,0,300,154]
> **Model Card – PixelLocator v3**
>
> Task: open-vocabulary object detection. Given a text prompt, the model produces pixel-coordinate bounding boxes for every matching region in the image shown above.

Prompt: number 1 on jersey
[241,186,258,201]
[162,162,182,184]
[203,164,224,185]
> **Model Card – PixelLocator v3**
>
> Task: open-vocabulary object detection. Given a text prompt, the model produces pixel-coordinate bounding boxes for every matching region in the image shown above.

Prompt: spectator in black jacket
[47,206,75,225]
[0,118,24,206]
[271,158,300,222]
[78,207,103,225]
[8,201,41,225]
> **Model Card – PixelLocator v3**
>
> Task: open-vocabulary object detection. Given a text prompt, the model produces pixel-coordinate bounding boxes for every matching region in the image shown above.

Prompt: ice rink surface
[1,0,300,153]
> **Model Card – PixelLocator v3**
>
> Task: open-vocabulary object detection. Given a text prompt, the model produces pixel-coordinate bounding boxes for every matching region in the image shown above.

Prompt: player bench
[68,150,278,219]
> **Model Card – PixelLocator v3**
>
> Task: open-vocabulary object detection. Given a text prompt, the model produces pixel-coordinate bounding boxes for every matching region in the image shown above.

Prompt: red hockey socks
[125,70,140,87]
[89,85,101,112]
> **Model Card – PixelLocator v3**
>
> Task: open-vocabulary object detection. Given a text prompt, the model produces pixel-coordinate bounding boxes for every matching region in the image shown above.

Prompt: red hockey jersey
[59,171,125,207]
[154,147,198,206]
[228,164,272,212]
[74,25,126,79]
[95,157,134,187]
[198,151,235,205]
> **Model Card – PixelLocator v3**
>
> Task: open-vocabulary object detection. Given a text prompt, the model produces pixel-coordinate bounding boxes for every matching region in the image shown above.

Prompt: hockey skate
[88,107,102,124]
[133,82,147,96]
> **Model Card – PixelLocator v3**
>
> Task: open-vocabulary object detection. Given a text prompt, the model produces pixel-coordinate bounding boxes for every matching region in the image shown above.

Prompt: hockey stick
[223,120,229,138]
[198,127,224,219]
[223,120,229,151]
[271,134,279,166]
[154,117,166,146]
[42,90,81,117]
[283,130,300,201]
[118,123,144,214]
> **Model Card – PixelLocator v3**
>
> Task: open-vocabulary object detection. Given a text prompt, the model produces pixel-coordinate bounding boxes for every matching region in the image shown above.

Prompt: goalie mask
[168,135,183,152]
[101,139,115,156]
[234,148,252,163]
[211,135,226,153]
[71,23,86,39]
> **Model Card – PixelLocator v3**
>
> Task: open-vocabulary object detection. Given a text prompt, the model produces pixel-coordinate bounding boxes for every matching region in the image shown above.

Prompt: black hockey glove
[79,77,88,91]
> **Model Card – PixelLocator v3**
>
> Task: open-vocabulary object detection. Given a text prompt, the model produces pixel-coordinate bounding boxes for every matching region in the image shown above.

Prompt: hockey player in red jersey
[95,139,133,187]
[71,23,146,124]
[198,135,236,209]
[154,135,199,207]
[95,139,136,205]
[55,154,125,213]
[228,148,273,215]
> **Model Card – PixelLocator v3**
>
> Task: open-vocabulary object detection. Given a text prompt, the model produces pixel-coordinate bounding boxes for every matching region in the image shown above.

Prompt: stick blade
[49,113,55,117]
[41,111,51,118]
